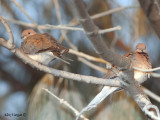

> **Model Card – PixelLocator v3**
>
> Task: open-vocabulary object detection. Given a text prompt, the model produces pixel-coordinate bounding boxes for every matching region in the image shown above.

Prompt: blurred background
[0,0,160,120]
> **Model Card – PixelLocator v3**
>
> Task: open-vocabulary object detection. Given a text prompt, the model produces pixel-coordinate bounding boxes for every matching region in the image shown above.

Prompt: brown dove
[20,29,70,65]
[105,43,152,83]
[75,43,152,119]
[124,43,152,83]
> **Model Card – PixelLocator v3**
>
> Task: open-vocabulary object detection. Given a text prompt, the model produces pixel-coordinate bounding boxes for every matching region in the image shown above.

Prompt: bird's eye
[28,32,30,34]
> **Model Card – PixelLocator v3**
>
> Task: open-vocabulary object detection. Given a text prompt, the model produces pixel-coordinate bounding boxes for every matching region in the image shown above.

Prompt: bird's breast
[28,52,55,65]
[134,71,150,83]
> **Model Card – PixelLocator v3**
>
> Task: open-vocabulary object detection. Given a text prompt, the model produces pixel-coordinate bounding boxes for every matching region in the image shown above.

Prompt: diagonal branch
[0,16,14,45]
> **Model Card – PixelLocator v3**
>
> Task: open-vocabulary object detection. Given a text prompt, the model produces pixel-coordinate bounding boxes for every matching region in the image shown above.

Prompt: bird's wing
[123,52,133,58]
[124,51,152,69]
[137,52,152,69]
[20,33,69,56]
[43,33,69,57]
[20,34,53,54]
[105,52,134,79]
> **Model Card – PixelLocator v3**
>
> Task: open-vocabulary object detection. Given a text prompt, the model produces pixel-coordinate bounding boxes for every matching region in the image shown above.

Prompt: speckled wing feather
[104,68,117,79]
[124,52,152,70]
[135,52,152,69]
[43,33,69,57]
[20,34,52,54]
[104,53,133,79]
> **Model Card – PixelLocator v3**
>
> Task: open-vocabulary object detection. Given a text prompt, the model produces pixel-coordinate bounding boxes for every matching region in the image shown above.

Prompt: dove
[105,43,152,82]
[20,29,70,65]
[123,43,152,83]
[76,43,152,120]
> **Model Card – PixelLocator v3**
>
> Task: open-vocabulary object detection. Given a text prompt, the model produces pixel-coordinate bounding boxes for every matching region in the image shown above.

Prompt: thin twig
[134,67,160,72]
[91,6,138,20]
[53,0,66,43]
[99,26,121,34]
[0,17,14,45]
[53,0,62,24]
[42,88,89,120]
[69,49,110,64]
[151,73,160,78]
[78,57,108,73]
[58,19,77,43]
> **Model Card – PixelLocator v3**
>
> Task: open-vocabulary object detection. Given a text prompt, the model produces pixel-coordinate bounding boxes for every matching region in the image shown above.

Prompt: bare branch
[69,49,110,64]
[134,66,160,72]
[0,16,14,45]
[53,0,62,24]
[151,73,160,78]
[78,57,108,73]
[91,6,138,20]
[99,26,121,34]
[42,88,89,120]
[142,87,160,103]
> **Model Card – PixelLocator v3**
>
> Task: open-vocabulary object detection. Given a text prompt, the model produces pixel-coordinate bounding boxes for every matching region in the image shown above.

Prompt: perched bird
[20,29,70,65]
[76,43,152,119]
[105,43,152,83]
[123,43,152,83]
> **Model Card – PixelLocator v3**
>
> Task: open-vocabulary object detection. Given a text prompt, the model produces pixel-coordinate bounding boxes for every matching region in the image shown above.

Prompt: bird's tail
[76,86,119,120]
[54,55,73,64]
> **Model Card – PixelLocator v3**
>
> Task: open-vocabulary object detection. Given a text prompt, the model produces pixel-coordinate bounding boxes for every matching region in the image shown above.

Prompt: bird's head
[21,29,37,39]
[135,43,147,53]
